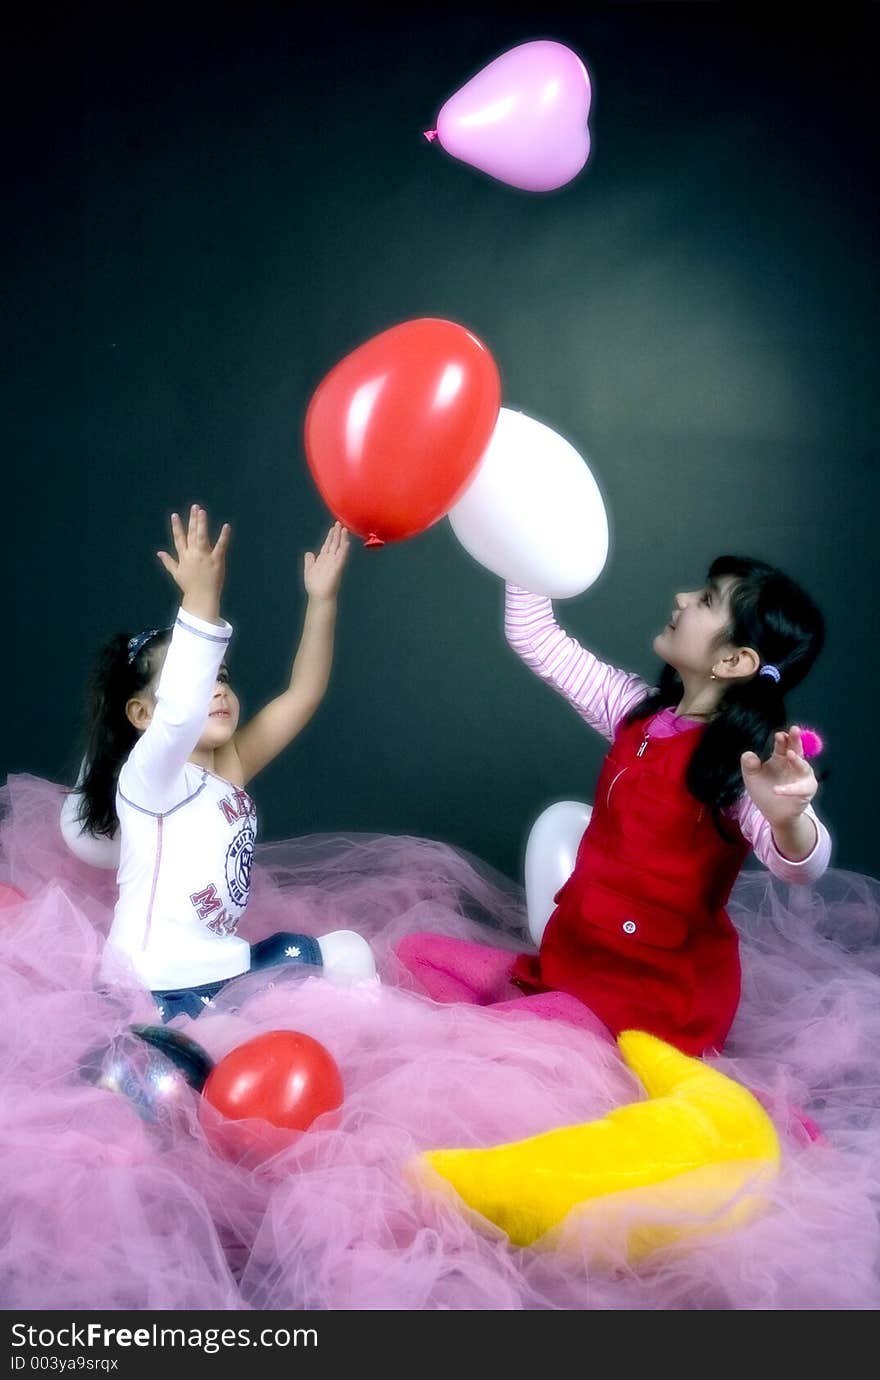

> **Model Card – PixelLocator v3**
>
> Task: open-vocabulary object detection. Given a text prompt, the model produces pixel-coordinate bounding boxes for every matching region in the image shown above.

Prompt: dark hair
[623,555,825,832]
[75,629,172,836]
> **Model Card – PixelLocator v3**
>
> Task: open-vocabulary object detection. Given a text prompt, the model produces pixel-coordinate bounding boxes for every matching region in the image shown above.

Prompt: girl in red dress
[397,555,829,1056]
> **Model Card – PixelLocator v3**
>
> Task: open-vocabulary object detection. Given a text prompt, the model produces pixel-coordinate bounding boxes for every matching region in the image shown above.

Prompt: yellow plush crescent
[418,1030,780,1262]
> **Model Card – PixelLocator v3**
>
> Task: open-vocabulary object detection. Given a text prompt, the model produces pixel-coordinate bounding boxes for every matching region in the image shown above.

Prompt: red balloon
[0,883,25,910]
[304,318,501,546]
[202,1030,343,1135]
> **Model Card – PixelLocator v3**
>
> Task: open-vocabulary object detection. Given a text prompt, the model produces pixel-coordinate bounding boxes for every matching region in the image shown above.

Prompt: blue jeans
[151,931,323,1022]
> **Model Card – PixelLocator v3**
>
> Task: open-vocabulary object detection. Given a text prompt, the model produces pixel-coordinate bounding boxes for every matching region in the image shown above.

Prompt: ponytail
[75,629,172,836]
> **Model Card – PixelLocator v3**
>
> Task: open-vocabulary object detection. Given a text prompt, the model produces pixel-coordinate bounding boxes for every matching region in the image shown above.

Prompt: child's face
[652,576,737,677]
[195,664,240,750]
[128,657,240,747]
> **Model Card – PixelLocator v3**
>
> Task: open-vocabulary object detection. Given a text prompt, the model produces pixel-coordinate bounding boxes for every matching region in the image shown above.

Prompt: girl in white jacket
[68,505,374,1020]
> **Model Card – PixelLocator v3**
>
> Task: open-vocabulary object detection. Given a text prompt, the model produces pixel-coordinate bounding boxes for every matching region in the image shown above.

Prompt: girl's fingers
[212,522,231,558]
[156,551,177,574]
[788,724,805,757]
[170,512,186,556]
[774,758,816,794]
[197,506,209,548]
[186,504,199,543]
[786,749,811,775]
[313,523,348,565]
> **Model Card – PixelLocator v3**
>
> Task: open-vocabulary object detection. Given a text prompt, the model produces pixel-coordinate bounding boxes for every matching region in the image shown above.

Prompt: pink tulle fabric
[1,773,878,1311]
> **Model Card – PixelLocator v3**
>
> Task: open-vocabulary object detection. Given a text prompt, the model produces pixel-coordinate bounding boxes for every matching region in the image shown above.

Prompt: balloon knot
[363,533,385,549]
[423,128,439,142]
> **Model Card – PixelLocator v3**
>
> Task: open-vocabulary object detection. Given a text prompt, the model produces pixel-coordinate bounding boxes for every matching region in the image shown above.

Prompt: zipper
[606,767,628,807]
[612,726,705,819]
[608,727,650,805]
[142,814,164,950]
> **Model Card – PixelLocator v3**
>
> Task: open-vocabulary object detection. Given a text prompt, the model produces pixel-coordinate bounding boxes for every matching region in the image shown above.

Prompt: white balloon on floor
[317,930,379,985]
[447,407,609,598]
[524,799,592,946]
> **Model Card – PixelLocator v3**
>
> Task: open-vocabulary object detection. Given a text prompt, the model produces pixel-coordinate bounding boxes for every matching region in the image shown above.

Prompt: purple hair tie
[758,664,781,683]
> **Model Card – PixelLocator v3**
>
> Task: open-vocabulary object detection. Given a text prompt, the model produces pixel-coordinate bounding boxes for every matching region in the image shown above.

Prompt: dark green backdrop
[6,3,878,883]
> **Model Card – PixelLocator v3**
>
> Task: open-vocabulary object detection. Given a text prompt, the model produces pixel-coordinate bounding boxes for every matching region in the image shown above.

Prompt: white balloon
[447,408,609,598]
[524,799,592,947]
[59,789,121,870]
[317,930,379,986]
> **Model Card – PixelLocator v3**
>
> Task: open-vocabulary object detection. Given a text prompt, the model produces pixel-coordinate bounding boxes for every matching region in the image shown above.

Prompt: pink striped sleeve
[730,798,832,884]
[504,584,651,743]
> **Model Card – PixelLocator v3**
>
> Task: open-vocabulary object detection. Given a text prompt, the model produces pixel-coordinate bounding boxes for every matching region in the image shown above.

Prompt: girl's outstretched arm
[734,725,832,883]
[231,522,350,785]
[123,507,232,813]
[505,584,650,742]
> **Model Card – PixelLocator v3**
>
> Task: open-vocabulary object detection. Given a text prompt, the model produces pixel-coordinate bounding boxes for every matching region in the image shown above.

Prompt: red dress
[511,715,751,1055]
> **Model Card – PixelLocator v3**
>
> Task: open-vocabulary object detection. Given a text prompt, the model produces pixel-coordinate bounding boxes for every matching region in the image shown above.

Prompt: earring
[710,672,717,681]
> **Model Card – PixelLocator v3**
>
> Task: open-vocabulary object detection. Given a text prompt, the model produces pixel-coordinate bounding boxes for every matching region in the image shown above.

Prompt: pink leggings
[395,933,613,1041]
[397,932,822,1148]
[394,932,824,1145]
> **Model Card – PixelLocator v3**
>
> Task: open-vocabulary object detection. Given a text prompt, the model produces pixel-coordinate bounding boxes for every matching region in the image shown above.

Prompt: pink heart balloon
[427,41,592,193]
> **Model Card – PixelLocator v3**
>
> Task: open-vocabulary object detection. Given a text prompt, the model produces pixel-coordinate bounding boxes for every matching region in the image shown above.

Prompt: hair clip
[126,628,167,665]
[758,664,781,683]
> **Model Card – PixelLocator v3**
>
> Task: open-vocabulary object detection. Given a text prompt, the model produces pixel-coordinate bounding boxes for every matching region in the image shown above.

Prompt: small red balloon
[202,1030,343,1134]
[304,317,501,546]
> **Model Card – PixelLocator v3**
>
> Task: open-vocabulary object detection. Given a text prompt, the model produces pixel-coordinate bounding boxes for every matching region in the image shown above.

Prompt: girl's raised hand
[156,505,231,621]
[740,725,818,827]
[304,521,350,602]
